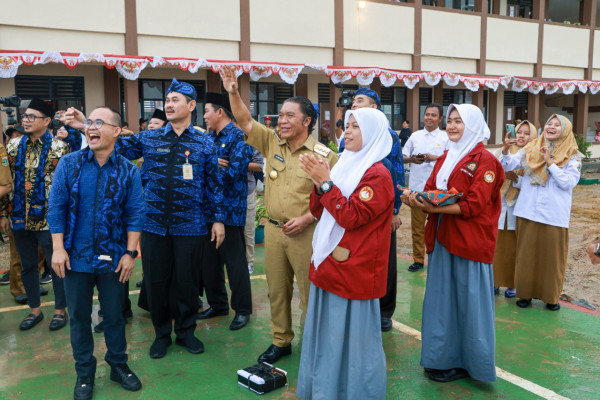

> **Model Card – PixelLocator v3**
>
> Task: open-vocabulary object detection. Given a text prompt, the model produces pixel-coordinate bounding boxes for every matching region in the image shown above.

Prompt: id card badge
[183,150,193,180]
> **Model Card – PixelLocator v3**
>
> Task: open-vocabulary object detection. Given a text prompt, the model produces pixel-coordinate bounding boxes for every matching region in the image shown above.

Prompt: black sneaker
[40,270,52,285]
[110,363,142,391]
[408,262,424,272]
[0,272,9,285]
[74,376,94,400]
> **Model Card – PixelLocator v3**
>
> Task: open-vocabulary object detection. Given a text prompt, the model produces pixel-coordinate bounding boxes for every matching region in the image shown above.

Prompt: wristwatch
[320,181,334,193]
[124,249,139,259]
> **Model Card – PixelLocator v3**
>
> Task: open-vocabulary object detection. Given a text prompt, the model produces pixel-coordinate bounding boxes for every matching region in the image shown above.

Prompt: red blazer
[424,142,504,264]
[309,162,394,300]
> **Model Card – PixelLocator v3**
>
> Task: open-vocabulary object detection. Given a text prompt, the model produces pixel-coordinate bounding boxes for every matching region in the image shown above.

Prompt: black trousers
[99,281,131,317]
[141,231,204,339]
[202,225,252,315]
[64,269,127,377]
[13,229,66,310]
[380,230,397,319]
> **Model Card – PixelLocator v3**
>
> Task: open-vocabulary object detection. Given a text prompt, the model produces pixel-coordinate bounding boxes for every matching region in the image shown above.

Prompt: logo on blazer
[466,162,477,172]
[359,186,374,201]
[484,171,495,183]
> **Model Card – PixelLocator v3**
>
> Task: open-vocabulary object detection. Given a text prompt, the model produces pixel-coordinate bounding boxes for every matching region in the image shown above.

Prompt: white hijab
[436,104,490,190]
[312,108,392,269]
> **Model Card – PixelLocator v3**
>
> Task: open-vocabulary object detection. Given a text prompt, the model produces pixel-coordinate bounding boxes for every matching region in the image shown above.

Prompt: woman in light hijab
[500,114,582,311]
[296,107,394,400]
[493,120,538,298]
[402,104,504,383]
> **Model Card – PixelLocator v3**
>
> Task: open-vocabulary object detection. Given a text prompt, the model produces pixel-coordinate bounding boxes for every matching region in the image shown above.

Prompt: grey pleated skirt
[421,239,497,382]
[296,283,386,400]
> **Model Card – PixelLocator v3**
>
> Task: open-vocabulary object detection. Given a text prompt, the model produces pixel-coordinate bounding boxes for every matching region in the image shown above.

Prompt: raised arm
[221,66,253,134]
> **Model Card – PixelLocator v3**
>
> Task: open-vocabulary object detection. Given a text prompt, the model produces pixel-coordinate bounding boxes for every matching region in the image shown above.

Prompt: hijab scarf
[436,104,490,190]
[500,120,538,206]
[311,108,392,269]
[522,114,582,186]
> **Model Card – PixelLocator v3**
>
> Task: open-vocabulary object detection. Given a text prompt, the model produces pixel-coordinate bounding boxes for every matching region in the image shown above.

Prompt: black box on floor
[237,362,288,395]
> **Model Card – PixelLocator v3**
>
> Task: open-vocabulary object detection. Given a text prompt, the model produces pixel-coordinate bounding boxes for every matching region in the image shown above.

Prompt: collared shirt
[47,150,144,273]
[500,152,580,229]
[402,128,449,192]
[247,148,264,194]
[0,144,12,186]
[245,120,338,222]
[0,135,70,230]
[116,122,225,236]
[208,121,253,226]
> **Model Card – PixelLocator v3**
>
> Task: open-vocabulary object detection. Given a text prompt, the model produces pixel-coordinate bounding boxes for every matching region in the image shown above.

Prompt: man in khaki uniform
[221,66,338,363]
[0,144,15,294]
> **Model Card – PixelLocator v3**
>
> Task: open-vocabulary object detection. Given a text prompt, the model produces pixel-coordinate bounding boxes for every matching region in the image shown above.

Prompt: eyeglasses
[20,113,46,121]
[84,119,120,130]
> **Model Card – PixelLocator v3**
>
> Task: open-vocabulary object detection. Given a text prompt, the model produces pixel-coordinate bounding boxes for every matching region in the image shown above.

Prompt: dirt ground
[397,168,600,309]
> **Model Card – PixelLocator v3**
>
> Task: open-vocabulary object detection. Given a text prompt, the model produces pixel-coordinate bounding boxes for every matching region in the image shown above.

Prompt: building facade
[1,0,599,148]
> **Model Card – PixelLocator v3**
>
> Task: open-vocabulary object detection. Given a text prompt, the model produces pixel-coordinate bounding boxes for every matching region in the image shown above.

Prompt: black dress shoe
[14,294,28,304]
[229,314,249,330]
[516,299,532,308]
[110,363,142,391]
[49,313,68,331]
[196,307,228,320]
[19,312,44,331]
[381,317,392,332]
[175,335,205,354]
[74,376,94,400]
[149,337,172,359]
[546,303,561,311]
[40,286,48,296]
[408,262,424,272]
[257,344,292,364]
[427,368,469,383]
[135,280,143,288]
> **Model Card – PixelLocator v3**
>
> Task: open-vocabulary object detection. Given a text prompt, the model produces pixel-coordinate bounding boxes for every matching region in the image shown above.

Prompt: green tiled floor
[0,246,598,399]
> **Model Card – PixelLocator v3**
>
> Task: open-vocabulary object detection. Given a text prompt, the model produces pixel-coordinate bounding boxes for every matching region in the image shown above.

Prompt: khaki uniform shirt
[0,144,13,186]
[246,121,338,222]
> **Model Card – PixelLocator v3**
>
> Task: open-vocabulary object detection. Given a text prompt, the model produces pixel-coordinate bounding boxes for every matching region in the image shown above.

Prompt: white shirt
[499,152,581,229]
[494,149,519,231]
[402,128,449,191]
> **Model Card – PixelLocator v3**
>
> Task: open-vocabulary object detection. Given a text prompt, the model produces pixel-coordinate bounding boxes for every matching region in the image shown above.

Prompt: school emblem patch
[466,162,477,172]
[359,186,374,201]
[1,157,7,167]
[484,171,495,183]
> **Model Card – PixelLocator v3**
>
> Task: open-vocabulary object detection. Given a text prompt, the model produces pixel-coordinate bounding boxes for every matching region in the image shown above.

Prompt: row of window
[12,74,527,133]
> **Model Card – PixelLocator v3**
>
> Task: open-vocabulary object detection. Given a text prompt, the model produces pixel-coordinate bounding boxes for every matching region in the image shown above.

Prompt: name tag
[274,154,284,163]
[157,148,170,153]
[98,255,112,261]
[183,163,193,180]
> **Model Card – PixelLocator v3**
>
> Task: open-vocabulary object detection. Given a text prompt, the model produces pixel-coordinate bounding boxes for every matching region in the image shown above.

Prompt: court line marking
[0,273,573,399]
[0,275,267,313]
[391,320,570,400]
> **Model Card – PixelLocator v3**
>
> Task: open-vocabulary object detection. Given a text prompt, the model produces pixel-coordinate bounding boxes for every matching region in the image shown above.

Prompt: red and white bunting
[0,55,22,78]
[1,50,600,96]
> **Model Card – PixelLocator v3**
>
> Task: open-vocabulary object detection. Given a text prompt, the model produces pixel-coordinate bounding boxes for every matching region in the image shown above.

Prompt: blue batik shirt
[208,122,253,226]
[48,150,144,273]
[116,122,225,236]
[339,127,404,214]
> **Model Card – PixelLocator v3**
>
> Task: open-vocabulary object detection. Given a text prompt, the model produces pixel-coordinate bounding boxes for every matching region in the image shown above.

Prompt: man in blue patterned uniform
[336,88,404,332]
[49,106,144,400]
[116,78,225,359]
[197,92,253,331]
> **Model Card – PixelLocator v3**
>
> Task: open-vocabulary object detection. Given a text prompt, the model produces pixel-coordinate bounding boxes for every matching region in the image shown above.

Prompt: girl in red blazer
[402,104,504,383]
[296,107,394,400]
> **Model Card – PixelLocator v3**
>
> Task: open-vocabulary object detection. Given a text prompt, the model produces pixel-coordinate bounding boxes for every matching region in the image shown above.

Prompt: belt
[268,218,287,228]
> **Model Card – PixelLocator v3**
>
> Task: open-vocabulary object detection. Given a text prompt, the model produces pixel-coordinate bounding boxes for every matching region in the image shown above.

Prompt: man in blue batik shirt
[197,92,253,331]
[49,106,144,400]
[334,87,404,333]
[115,79,225,359]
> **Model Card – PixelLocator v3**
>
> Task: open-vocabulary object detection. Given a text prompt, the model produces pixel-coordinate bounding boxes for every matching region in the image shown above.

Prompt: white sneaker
[248,265,254,274]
